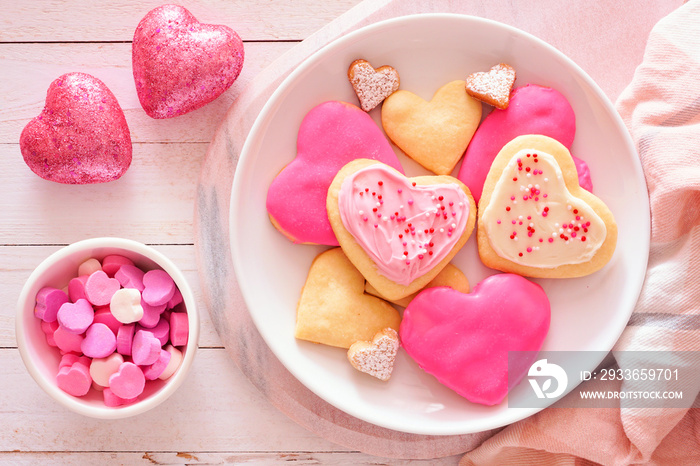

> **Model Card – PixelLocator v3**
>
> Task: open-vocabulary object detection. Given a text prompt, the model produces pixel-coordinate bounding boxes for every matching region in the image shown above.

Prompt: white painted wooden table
[0,1,680,464]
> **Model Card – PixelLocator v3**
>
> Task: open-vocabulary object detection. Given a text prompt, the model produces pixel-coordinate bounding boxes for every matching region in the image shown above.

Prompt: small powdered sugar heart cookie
[381,80,482,175]
[478,134,617,278]
[347,59,400,112]
[465,63,516,109]
[327,159,476,301]
[347,328,399,382]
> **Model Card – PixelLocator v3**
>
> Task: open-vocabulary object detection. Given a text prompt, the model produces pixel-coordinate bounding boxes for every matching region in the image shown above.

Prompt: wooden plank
[0,451,462,464]
[0,347,350,453]
[0,143,207,245]
[1,245,222,348]
[0,41,296,144]
[0,0,362,42]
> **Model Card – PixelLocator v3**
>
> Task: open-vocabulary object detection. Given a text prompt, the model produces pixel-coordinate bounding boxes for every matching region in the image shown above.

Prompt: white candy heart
[90,353,125,387]
[110,288,144,324]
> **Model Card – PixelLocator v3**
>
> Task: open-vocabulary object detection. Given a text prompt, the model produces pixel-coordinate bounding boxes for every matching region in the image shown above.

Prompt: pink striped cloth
[461,2,700,465]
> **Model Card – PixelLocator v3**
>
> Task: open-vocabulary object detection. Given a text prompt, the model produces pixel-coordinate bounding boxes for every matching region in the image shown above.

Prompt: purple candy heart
[34,287,69,323]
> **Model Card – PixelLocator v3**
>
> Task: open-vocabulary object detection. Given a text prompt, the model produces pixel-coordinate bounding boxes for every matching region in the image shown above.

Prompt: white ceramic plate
[230,14,649,435]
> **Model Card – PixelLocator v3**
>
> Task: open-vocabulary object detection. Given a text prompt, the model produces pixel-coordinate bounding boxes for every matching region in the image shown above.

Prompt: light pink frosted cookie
[327,159,476,301]
[400,274,550,406]
[457,84,593,202]
[266,101,404,245]
[478,135,617,278]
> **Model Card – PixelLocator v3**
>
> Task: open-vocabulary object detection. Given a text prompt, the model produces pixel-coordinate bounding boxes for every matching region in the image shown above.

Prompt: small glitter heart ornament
[19,72,132,184]
[132,4,245,119]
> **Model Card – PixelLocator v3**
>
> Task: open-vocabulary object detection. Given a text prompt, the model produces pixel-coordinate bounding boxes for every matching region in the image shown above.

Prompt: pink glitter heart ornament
[132,4,245,119]
[20,72,132,184]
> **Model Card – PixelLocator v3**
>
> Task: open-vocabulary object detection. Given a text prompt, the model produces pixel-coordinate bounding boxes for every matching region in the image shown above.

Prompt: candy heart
[114,264,145,291]
[84,270,121,307]
[142,317,170,346]
[132,4,244,119]
[78,258,102,277]
[41,320,59,347]
[56,359,92,397]
[103,387,138,407]
[90,353,125,388]
[159,345,183,380]
[138,299,166,328]
[81,323,117,358]
[110,288,144,324]
[108,362,146,399]
[266,101,404,245]
[465,63,516,109]
[101,255,134,277]
[458,84,592,202]
[34,287,69,323]
[478,135,617,278]
[381,80,482,175]
[56,298,94,334]
[53,325,85,353]
[295,248,401,349]
[400,274,551,405]
[327,159,476,301]
[169,312,189,347]
[116,323,135,356]
[141,269,175,307]
[131,330,162,366]
[19,72,132,184]
[68,276,88,302]
[347,59,400,112]
[93,307,122,335]
[142,349,172,380]
[347,328,400,381]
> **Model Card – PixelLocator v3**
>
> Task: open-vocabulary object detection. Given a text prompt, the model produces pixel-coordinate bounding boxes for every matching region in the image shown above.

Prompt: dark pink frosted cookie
[20,72,132,184]
[458,84,593,202]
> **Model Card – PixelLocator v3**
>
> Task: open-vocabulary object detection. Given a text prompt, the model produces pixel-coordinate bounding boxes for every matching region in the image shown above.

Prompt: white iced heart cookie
[478,134,617,278]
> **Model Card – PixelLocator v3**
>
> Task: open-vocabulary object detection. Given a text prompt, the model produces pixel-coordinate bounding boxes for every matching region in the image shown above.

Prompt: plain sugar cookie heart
[400,274,551,406]
[381,80,481,175]
[294,248,401,349]
[347,59,400,112]
[478,135,617,278]
[327,159,476,301]
[347,328,400,381]
[266,101,404,245]
[132,4,244,119]
[20,72,132,184]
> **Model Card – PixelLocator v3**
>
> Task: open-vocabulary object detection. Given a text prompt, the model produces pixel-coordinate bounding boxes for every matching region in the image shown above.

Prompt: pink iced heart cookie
[20,72,132,184]
[458,84,593,202]
[478,135,617,278]
[266,101,404,245]
[400,274,551,405]
[132,4,244,119]
[57,298,94,334]
[327,159,476,301]
[108,362,146,399]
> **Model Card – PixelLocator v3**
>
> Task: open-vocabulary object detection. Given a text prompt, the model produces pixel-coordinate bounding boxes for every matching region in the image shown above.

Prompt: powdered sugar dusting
[465,63,516,109]
[348,60,400,112]
[348,328,399,381]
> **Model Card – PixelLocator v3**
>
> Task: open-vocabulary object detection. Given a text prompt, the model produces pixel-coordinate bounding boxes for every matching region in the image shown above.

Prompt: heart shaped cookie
[294,248,400,349]
[347,59,400,112]
[266,101,404,245]
[478,135,617,278]
[327,159,476,301]
[400,274,551,405]
[132,4,244,119]
[20,72,132,184]
[381,80,481,175]
[458,84,593,202]
[465,63,516,109]
[347,328,399,381]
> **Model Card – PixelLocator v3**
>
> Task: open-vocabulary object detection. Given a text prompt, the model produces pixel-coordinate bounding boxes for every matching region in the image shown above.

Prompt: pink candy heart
[19,72,132,184]
[89,353,124,388]
[114,264,145,291]
[400,274,550,406]
[85,271,121,307]
[142,269,175,307]
[34,287,69,322]
[81,323,117,359]
[132,4,244,119]
[57,298,95,334]
[56,359,92,397]
[109,362,146,399]
[131,330,161,366]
